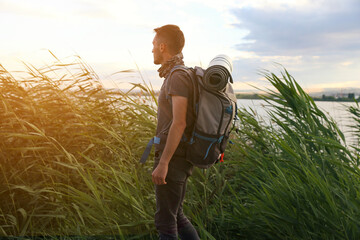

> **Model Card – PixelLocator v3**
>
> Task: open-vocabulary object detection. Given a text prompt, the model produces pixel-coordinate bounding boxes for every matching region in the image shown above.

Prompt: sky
[1,0,360,93]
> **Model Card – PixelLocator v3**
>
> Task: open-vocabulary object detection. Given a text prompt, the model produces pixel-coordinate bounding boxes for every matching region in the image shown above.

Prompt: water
[237,99,359,144]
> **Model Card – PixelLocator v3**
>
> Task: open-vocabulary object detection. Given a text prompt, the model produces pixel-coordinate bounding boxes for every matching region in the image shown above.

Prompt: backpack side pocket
[186,131,222,169]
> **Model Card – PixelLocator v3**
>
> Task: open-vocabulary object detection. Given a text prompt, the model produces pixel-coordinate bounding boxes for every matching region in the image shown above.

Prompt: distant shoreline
[236,94,359,102]
[125,92,359,102]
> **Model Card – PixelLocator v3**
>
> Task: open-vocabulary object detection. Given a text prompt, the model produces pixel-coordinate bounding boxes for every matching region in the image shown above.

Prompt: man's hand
[152,163,168,185]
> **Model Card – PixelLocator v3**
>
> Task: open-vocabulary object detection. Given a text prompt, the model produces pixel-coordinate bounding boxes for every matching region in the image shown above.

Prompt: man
[151,24,200,240]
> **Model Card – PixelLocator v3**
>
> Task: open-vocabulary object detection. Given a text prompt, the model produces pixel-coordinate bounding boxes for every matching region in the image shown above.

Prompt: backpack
[140,59,237,169]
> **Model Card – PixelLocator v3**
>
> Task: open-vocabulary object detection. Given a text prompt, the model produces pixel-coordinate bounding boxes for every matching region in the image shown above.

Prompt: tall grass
[1,57,360,239]
[0,56,157,237]
[203,69,360,239]
[349,102,360,149]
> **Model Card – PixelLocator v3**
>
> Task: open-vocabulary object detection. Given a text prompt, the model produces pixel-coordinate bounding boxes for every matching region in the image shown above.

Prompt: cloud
[225,0,360,91]
[0,0,55,18]
[307,80,360,90]
[0,0,129,21]
[231,0,360,56]
[340,61,354,66]
[232,80,270,93]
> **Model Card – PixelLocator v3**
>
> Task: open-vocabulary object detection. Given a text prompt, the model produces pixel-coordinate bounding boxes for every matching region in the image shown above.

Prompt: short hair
[154,24,185,55]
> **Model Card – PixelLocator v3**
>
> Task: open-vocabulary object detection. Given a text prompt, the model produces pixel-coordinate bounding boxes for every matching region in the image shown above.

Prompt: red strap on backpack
[220,153,224,163]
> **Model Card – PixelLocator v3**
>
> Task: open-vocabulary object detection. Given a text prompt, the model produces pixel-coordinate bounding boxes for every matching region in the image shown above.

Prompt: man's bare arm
[152,95,187,185]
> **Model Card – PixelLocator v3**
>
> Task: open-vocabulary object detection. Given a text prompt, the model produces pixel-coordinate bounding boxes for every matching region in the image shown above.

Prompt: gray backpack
[178,66,237,168]
[140,63,237,169]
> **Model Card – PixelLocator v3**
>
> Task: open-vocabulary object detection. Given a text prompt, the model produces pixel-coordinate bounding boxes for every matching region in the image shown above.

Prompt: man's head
[152,24,185,65]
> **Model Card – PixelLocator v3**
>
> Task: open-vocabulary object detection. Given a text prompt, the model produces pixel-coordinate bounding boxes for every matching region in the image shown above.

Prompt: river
[237,99,359,145]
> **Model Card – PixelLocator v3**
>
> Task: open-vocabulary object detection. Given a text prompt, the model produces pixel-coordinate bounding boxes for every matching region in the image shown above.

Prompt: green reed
[1,57,360,239]
[203,68,360,239]
[0,56,157,237]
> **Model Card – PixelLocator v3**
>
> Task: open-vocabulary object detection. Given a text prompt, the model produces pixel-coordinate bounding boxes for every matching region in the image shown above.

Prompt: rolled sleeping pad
[208,54,233,72]
[203,54,233,91]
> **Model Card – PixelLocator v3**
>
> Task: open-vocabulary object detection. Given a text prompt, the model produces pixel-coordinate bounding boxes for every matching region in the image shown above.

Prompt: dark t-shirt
[155,67,195,151]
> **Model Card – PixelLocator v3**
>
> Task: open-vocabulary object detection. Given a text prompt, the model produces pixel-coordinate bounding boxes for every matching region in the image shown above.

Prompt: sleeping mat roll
[203,54,233,91]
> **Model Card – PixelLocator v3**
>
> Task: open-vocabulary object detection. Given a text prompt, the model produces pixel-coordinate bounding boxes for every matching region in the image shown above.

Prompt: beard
[153,54,163,65]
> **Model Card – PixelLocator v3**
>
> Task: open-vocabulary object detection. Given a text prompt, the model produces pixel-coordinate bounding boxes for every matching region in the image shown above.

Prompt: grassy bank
[201,70,360,239]
[0,58,158,238]
[1,57,360,239]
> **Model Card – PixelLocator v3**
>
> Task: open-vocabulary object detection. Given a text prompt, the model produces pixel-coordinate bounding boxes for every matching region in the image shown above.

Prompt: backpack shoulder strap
[166,65,201,143]
[167,65,193,78]
[165,65,197,102]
